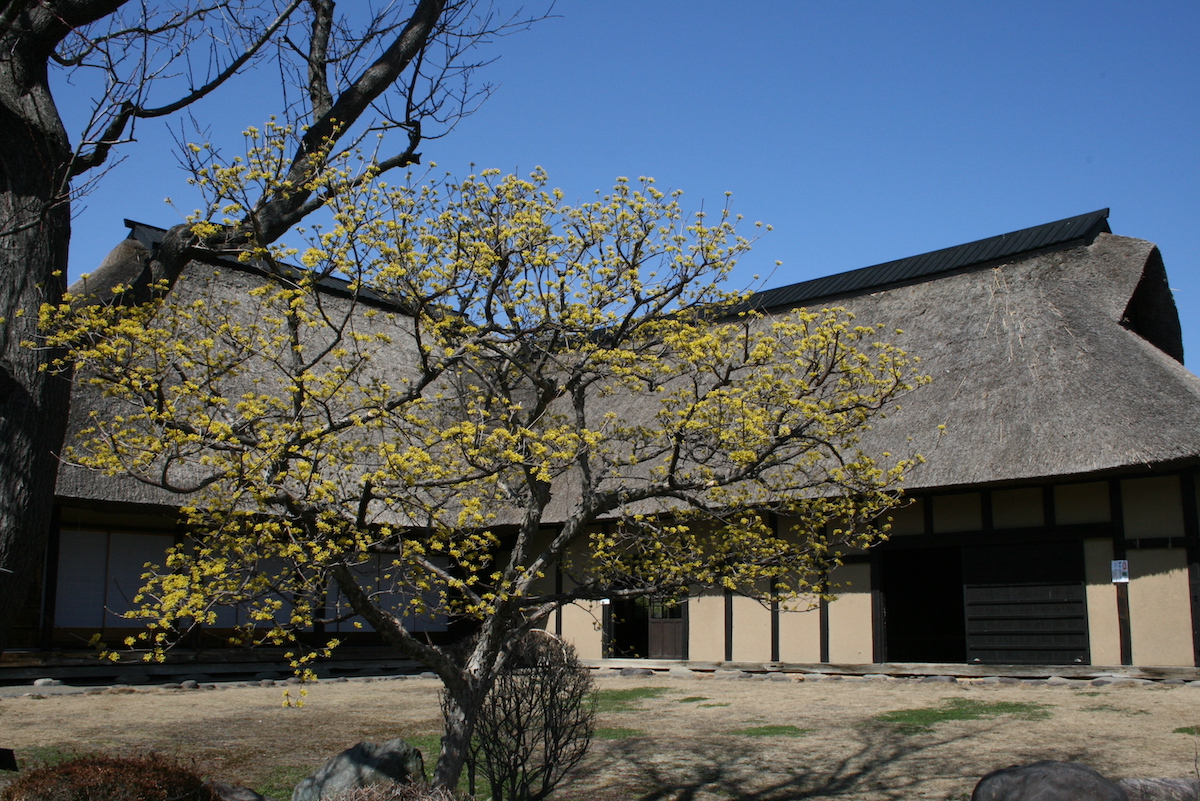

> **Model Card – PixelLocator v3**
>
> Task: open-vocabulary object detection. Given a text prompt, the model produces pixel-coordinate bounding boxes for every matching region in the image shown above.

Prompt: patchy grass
[594,686,671,712]
[875,698,1052,734]
[1174,726,1200,735]
[16,746,84,770]
[732,724,811,737]
[1083,704,1149,715]
[1076,691,1104,697]
[255,764,313,800]
[5,675,1189,801]
[402,734,443,776]
[699,702,731,708]
[593,727,645,740]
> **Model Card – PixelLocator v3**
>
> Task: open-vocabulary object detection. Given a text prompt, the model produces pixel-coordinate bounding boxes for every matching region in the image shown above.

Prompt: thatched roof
[55,236,432,514]
[822,230,1199,490]
[56,215,1200,516]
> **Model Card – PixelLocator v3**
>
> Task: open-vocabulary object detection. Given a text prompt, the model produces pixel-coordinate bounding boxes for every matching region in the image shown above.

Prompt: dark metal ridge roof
[746,209,1111,312]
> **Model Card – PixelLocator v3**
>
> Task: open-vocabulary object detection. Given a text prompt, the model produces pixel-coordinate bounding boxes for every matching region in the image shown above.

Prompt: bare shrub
[0,754,214,801]
[459,632,596,801]
[326,783,467,801]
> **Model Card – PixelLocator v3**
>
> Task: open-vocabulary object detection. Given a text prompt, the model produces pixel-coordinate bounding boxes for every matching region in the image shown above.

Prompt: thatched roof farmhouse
[12,209,1200,676]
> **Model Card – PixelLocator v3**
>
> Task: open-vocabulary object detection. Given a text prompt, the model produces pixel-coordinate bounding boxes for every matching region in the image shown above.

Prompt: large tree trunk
[0,37,73,651]
[436,683,486,790]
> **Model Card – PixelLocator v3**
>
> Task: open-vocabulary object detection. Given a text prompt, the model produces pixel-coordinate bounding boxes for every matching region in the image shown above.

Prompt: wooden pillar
[769,579,780,663]
[870,550,884,664]
[601,601,612,658]
[1180,472,1200,667]
[768,514,780,663]
[1110,479,1133,666]
[723,587,734,662]
[554,561,563,637]
[819,566,830,664]
[1042,485,1057,528]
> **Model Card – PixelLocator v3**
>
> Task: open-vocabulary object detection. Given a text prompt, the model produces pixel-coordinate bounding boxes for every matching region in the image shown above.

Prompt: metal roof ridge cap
[749,209,1111,309]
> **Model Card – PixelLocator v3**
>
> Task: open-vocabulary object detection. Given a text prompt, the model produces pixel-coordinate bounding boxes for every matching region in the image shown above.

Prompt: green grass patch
[1175,726,1200,735]
[402,734,443,775]
[17,746,82,770]
[254,765,313,800]
[699,702,731,708]
[677,696,708,703]
[594,686,671,712]
[1077,691,1104,697]
[593,727,645,740]
[733,724,811,737]
[398,734,483,793]
[876,697,1051,734]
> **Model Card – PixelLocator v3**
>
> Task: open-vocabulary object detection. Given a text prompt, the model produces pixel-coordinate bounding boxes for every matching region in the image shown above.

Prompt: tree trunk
[0,42,73,652]
[435,684,486,790]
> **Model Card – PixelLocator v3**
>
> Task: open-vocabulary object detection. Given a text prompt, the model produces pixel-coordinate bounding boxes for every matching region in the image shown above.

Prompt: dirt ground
[1,673,1198,800]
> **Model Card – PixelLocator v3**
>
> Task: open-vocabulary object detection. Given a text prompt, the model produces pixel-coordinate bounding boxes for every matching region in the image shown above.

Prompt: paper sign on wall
[1111,559,1129,583]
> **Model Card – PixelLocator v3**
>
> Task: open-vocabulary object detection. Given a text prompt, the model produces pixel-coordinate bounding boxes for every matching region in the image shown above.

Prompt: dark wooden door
[647,598,687,659]
[962,541,1089,665]
[609,597,687,659]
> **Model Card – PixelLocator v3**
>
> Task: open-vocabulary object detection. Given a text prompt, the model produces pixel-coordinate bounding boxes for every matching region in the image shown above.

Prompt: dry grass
[2,675,1198,800]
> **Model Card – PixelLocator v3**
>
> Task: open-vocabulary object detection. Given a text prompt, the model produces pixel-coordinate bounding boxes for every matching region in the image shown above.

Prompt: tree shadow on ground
[585,719,1098,801]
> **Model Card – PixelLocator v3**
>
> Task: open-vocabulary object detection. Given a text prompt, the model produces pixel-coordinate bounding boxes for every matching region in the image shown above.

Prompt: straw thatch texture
[55,254,433,518]
[56,231,1200,517]
[839,232,1200,490]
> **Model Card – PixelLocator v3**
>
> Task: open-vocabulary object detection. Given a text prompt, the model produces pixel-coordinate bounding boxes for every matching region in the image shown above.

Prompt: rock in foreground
[291,739,425,801]
[972,760,1128,800]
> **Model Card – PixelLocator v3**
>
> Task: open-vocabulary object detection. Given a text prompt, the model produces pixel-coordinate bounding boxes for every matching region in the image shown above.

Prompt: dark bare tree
[0,0,543,651]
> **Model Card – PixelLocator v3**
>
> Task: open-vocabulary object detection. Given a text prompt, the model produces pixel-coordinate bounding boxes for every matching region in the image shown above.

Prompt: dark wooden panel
[963,542,1089,665]
[648,598,686,660]
[648,618,685,659]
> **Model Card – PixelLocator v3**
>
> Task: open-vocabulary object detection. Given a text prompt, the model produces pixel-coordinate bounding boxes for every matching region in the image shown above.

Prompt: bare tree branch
[305,0,333,119]
[250,0,448,242]
[68,0,306,178]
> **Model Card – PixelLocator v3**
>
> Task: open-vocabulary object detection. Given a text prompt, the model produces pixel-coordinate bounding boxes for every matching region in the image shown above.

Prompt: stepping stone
[619,667,655,677]
[714,669,750,679]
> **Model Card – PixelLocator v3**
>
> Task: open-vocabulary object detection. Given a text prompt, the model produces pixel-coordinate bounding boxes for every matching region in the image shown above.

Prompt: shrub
[458,631,596,801]
[0,754,214,801]
[327,784,468,801]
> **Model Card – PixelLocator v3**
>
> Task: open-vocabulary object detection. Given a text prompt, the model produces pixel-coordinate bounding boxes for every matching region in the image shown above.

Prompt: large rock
[972,761,1128,801]
[291,738,425,801]
[206,780,269,801]
[1118,779,1200,801]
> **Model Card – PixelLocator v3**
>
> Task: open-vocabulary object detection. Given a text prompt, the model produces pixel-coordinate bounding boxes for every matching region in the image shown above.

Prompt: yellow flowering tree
[0,0,549,650]
[43,139,925,787]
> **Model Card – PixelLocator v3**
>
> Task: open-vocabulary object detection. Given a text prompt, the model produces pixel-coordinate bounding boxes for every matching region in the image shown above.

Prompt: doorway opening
[880,546,967,662]
[879,540,1090,665]
[608,597,687,659]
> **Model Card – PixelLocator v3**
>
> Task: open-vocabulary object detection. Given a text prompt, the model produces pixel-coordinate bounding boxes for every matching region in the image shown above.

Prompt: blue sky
[58,1,1200,364]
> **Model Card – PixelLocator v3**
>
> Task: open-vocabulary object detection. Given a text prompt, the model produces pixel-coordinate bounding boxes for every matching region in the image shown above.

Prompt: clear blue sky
[58,1,1200,365]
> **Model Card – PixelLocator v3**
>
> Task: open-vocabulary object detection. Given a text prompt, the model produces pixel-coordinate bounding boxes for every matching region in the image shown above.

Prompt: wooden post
[1179,472,1200,667]
[1110,479,1133,666]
